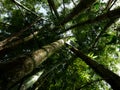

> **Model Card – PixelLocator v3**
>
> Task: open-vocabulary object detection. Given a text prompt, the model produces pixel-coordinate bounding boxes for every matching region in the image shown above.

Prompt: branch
[90,19,116,49]
[47,0,59,19]
[71,0,76,6]
[67,44,120,90]
[105,0,117,11]
[58,7,120,34]
[0,24,51,56]
[0,38,67,89]
[32,62,66,89]
[11,0,38,16]
[0,17,41,51]
[109,0,117,10]
[78,79,103,89]
[59,0,97,25]
[63,0,66,16]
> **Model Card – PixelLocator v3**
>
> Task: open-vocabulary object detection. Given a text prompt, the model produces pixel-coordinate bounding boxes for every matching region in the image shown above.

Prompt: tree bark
[67,44,120,90]
[0,38,66,89]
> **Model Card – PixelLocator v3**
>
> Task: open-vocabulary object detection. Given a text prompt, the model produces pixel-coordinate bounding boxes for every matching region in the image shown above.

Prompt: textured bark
[0,38,66,89]
[67,44,120,90]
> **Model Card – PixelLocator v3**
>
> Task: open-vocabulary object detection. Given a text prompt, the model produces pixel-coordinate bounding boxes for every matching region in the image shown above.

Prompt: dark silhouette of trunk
[0,0,96,51]
[47,0,59,19]
[0,17,41,52]
[59,7,120,34]
[0,24,50,56]
[67,44,120,90]
[59,0,97,25]
[0,38,66,89]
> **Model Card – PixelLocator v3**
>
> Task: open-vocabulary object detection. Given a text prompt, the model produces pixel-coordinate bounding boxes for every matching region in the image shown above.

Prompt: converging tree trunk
[1,0,120,89]
[67,44,120,90]
[0,38,67,89]
[62,7,120,33]
[47,0,59,19]
[60,0,97,25]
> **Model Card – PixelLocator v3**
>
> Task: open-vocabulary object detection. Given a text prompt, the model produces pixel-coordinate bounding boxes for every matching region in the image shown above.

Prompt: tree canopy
[0,0,120,90]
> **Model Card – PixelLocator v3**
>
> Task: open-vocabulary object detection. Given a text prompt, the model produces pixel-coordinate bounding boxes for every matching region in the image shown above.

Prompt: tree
[67,44,120,90]
[0,0,120,89]
[0,38,67,89]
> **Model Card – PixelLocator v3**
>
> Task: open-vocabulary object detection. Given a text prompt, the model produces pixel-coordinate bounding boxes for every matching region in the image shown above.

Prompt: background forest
[0,0,120,90]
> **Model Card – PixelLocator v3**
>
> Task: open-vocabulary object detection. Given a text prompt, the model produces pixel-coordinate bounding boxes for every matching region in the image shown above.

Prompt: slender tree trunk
[90,19,116,49]
[0,17,41,51]
[11,0,38,16]
[0,31,38,56]
[47,0,59,19]
[0,38,67,89]
[0,24,50,56]
[60,7,120,34]
[59,0,97,25]
[0,0,97,52]
[67,44,120,90]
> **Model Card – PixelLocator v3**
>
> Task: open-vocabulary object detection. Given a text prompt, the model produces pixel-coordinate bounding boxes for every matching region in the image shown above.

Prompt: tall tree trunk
[0,23,49,56]
[0,38,67,89]
[0,17,41,51]
[67,44,120,90]
[47,0,59,19]
[59,0,97,25]
[60,7,120,34]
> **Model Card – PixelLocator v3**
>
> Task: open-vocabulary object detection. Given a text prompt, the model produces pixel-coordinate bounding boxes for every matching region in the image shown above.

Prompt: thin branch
[59,0,97,25]
[51,0,97,32]
[105,0,113,10]
[58,7,120,34]
[47,0,59,19]
[109,0,117,10]
[90,19,116,49]
[11,0,38,16]
[71,0,76,6]
[67,43,120,90]
[0,24,50,56]
[63,0,66,16]
[32,62,66,89]
[105,0,117,11]
[78,79,103,89]
[0,38,67,89]
[0,17,41,51]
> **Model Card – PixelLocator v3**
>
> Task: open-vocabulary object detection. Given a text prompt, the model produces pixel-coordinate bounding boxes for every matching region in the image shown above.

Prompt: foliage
[0,0,120,89]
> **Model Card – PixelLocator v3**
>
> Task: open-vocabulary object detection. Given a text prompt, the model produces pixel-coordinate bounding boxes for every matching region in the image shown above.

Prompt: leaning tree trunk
[0,38,67,89]
[59,0,97,25]
[61,7,120,33]
[67,44,120,90]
